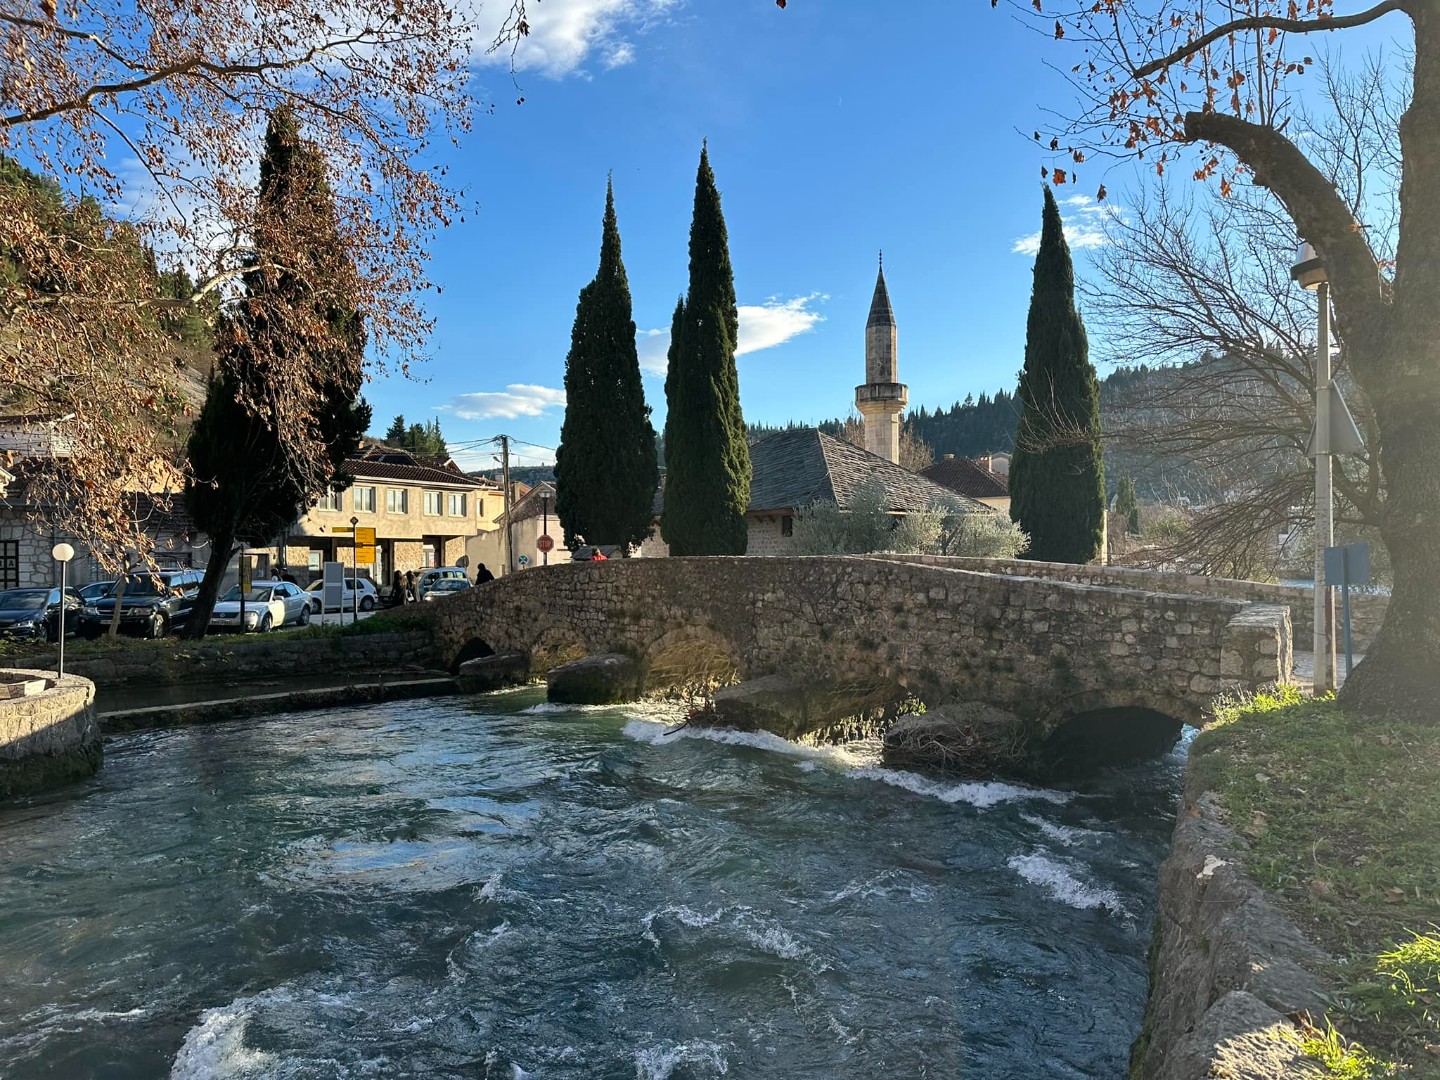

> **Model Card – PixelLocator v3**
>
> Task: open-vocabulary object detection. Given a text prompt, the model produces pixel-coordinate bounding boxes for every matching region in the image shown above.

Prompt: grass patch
[1191,685,1440,1076]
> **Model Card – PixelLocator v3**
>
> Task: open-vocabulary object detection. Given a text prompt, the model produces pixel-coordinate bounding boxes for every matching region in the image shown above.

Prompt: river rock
[882,702,1025,772]
[456,652,530,694]
[546,654,641,705]
[707,675,811,737]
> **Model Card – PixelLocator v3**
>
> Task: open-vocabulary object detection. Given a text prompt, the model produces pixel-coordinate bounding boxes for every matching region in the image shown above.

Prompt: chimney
[943,453,955,461]
[976,454,991,470]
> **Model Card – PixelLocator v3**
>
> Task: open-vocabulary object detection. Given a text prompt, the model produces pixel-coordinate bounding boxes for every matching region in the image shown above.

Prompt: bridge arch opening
[529,627,589,675]
[642,626,741,697]
[1036,706,1185,776]
[450,638,496,674]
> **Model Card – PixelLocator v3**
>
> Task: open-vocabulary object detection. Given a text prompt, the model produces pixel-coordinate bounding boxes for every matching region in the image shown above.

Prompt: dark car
[77,567,204,639]
[0,587,85,643]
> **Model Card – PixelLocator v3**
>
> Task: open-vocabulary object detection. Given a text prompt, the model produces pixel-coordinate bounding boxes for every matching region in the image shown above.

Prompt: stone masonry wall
[8,629,435,690]
[0,670,102,797]
[871,554,1388,652]
[428,556,1278,731]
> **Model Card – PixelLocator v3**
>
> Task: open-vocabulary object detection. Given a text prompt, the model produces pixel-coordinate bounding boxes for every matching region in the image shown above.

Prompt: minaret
[855,254,908,464]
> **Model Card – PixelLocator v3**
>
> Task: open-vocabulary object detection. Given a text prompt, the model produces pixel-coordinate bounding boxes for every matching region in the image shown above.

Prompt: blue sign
[1323,543,1370,587]
[517,555,529,566]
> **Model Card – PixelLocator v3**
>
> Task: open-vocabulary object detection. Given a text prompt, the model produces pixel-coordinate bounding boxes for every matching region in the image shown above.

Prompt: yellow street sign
[356,544,376,564]
[354,527,376,546]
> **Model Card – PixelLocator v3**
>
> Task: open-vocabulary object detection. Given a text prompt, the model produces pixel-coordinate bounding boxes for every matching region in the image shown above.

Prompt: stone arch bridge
[421,556,1290,738]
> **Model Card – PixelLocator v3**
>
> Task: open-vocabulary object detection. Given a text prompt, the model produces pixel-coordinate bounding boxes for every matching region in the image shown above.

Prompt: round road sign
[537,534,555,553]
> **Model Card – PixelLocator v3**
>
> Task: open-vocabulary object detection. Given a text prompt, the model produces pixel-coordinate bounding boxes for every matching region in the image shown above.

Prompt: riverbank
[1135,686,1440,1079]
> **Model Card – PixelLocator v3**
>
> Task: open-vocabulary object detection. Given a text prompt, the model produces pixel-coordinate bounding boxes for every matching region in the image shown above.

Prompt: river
[0,689,1185,1078]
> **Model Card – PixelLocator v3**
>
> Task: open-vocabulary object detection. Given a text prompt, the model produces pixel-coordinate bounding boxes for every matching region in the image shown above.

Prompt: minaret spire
[856,258,908,464]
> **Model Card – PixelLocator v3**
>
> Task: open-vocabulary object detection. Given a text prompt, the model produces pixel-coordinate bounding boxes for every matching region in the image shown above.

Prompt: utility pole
[499,435,515,576]
[541,493,550,566]
[1313,280,1336,692]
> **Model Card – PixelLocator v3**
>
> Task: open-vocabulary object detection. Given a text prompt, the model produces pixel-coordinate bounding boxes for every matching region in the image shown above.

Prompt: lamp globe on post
[51,543,75,681]
[1290,239,1335,694]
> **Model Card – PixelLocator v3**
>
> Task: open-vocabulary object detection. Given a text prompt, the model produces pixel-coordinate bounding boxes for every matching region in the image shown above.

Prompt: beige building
[253,446,504,586]
[468,481,578,576]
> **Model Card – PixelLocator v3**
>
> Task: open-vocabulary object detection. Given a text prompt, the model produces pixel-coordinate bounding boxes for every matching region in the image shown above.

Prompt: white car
[305,577,379,613]
[209,582,311,632]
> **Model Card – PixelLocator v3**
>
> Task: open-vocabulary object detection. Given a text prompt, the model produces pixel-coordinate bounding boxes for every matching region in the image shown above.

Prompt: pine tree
[554,178,659,550]
[661,144,751,556]
[1009,187,1106,564]
[185,105,369,636]
[385,415,406,443]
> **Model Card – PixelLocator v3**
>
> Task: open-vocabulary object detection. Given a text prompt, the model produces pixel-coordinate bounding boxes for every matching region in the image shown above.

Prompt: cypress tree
[661,143,751,556]
[1116,476,1140,535]
[1009,187,1106,563]
[185,106,369,636]
[554,178,659,550]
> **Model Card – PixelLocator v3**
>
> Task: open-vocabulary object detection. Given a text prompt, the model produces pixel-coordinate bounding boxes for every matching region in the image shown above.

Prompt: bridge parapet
[868,553,1385,650]
[429,556,1285,735]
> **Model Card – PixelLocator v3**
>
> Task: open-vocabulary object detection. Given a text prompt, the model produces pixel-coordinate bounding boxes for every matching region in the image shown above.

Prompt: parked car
[416,567,468,599]
[78,581,114,603]
[77,567,204,639]
[305,577,378,613]
[422,579,471,601]
[208,582,312,632]
[0,587,85,642]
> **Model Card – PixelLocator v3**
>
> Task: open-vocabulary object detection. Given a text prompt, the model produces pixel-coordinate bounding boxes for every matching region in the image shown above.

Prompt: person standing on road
[404,570,417,603]
[474,563,495,585]
[389,572,405,607]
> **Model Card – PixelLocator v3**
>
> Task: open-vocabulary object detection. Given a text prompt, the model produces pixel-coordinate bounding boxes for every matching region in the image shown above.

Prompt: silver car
[209,582,312,632]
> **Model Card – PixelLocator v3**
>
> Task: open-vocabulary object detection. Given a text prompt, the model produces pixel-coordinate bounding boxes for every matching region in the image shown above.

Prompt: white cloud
[439,384,566,419]
[637,327,671,376]
[473,0,678,79]
[636,293,827,376]
[1011,193,1123,256]
[737,293,827,356]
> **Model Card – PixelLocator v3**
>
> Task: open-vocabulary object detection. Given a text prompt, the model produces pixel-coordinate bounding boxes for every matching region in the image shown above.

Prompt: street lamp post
[349,515,360,626]
[51,543,74,681]
[1291,241,1336,693]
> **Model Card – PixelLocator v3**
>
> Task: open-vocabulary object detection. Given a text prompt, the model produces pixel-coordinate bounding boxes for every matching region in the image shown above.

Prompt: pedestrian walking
[475,563,495,585]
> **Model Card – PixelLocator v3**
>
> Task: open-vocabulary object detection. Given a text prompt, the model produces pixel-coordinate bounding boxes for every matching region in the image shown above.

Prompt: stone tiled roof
[919,456,1009,499]
[866,266,895,327]
[747,429,991,514]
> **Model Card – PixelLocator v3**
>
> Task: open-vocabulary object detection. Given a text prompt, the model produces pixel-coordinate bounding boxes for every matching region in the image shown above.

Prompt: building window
[353,486,376,512]
[308,550,322,572]
[422,542,438,568]
[447,492,466,517]
[781,515,793,538]
[386,488,408,513]
[317,489,342,512]
[0,540,17,589]
[424,491,441,516]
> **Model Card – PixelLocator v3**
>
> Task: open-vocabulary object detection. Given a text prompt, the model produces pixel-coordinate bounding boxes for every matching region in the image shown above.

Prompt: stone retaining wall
[0,669,101,797]
[871,554,1389,651]
[1131,762,1328,1078]
[5,629,435,689]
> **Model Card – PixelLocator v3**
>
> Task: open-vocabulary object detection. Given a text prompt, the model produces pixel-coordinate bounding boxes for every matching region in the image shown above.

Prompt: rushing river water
[0,690,1187,1079]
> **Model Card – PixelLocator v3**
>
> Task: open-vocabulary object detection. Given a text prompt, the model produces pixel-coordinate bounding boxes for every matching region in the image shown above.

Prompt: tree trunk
[183,533,236,640]
[1339,339,1440,715]
[1340,7,1440,717]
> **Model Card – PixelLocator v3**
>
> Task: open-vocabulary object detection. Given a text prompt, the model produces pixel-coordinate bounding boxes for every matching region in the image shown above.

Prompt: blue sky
[360,0,1403,472]
[362,0,1101,470]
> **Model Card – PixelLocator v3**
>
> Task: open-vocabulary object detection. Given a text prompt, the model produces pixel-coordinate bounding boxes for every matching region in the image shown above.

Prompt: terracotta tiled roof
[747,429,991,514]
[919,456,1009,499]
[343,458,493,488]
